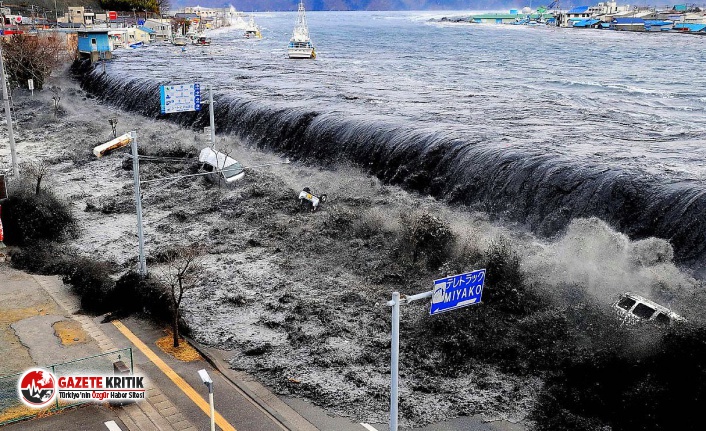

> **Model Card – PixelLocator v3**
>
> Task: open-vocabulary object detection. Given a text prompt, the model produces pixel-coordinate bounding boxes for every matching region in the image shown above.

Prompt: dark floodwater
[83,12,706,267]
[108,12,706,179]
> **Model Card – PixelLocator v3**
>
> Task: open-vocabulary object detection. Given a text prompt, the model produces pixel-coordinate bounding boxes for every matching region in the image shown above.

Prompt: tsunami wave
[72,60,706,270]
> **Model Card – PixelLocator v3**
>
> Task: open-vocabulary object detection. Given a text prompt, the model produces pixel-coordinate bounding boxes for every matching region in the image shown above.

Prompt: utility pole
[130,131,147,276]
[208,84,215,150]
[0,44,18,177]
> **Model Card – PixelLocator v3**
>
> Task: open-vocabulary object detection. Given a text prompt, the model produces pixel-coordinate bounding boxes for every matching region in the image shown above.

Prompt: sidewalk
[0,265,197,430]
[0,264,321,431]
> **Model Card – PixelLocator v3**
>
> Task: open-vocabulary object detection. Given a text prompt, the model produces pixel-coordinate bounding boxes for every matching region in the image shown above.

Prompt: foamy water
[79,11,706,268]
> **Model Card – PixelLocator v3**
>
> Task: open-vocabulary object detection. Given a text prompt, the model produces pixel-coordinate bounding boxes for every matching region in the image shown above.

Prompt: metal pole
[0,44,18,177]
[208,385,215,431]
[390,291,400,431]
[209,84,215,150]
[130,131,147,276]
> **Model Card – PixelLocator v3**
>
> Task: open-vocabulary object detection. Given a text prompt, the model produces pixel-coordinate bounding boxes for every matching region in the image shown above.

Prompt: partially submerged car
[612,292,685,325]
[298,187,327,212]
[199,148,245,183]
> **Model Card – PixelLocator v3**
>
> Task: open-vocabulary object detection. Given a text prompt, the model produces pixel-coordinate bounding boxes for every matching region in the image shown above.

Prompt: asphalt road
[101,316,287,431]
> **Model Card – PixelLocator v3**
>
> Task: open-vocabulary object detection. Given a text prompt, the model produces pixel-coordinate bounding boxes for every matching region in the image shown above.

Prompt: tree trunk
[35,176,42,195]
[172,312,180,348]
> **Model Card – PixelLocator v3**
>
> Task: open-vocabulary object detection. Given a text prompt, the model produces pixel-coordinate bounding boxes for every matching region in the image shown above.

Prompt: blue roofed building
[77,29,112,62]
[572,18,601,28]
[644,20,674,31]
[136,26,156,43]
[561,2,627,27]
[673,22,706,32]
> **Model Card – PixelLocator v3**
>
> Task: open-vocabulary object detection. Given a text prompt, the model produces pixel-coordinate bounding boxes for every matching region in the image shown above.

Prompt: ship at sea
[287,0,315,59]
[244,14,262,39]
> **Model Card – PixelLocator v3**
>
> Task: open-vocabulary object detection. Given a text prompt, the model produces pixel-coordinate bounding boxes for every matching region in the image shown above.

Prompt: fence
[0,347,133,425]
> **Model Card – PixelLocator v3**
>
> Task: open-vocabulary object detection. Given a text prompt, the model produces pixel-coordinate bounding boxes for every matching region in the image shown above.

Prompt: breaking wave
[72,60,706,271]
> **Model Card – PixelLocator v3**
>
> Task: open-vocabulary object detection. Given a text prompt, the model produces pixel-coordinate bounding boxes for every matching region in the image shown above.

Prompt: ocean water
[82,11,706,268]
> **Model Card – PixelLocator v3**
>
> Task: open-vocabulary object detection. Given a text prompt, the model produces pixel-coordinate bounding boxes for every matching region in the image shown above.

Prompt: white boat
[288,0,315,59]
[172,35,188,46]
[244,15,262,39]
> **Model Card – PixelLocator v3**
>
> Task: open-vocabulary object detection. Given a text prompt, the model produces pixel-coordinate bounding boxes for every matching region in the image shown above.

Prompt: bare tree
[157,246,203,347]
[21,159,49,195]
[155,0,170,16]
[1,34,67,90]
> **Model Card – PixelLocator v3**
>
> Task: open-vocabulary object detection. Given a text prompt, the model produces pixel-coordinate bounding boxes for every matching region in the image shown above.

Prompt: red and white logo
[17,368,57,408]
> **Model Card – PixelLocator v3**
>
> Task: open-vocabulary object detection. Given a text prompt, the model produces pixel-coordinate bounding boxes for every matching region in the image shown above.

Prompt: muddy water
[19,13,706,428]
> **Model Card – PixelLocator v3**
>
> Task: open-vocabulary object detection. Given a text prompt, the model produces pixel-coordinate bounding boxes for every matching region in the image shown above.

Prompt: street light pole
[389,291,400,431]
[198,369,215,431]
[209,84,215,150]
[130,131,147,276]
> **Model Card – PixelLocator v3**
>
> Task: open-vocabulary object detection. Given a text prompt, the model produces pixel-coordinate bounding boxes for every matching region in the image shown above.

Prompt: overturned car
[612,292,685,325]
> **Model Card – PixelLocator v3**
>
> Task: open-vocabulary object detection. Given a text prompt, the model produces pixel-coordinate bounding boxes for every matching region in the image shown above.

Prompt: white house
[143,18,171,41]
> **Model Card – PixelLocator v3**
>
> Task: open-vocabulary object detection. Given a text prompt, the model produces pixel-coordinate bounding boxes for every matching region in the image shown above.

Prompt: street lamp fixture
[197,369,215,431]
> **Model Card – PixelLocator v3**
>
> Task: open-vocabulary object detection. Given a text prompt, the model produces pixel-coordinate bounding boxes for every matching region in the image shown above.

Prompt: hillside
[3,0,101,17]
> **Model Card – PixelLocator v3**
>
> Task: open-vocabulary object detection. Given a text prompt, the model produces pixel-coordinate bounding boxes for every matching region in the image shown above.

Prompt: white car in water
[612,292,685,325]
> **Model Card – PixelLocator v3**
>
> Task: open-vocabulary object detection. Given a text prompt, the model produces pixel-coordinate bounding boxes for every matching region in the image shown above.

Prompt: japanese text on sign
[430,269,485,315]
[159,83,201,114]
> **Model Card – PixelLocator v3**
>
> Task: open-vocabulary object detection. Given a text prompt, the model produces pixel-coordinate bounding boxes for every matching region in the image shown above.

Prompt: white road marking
[104,420,123,431]
[360,423,380,431]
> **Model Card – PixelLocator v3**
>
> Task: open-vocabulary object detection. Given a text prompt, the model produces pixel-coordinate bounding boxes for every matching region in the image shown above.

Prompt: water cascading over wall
[72,60,706,270]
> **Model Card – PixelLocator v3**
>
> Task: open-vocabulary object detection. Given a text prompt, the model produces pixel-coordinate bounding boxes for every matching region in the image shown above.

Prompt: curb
[183,335,315,431]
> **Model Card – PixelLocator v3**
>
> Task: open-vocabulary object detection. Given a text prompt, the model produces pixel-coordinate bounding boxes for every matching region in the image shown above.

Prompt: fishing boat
[244,15,262,39]
[194,36,211,46]
[172,35,188,46]
[288,0,315,59]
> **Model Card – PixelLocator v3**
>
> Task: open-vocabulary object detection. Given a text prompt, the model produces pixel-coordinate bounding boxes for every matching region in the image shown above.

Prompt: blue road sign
[430,269,485,315]
[160,83,201,114]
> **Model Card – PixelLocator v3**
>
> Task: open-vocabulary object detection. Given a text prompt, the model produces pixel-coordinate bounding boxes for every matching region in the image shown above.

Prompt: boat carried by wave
[244,15,262,39]
[288,0,315,59]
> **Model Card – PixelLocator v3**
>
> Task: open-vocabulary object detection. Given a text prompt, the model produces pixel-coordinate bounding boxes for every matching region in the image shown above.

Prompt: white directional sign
[430,269,485,315]
[159,83,201,114]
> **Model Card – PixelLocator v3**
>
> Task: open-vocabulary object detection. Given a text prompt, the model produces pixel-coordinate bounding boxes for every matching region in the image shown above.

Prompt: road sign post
[387,269,485,431]
[208,84,215,150]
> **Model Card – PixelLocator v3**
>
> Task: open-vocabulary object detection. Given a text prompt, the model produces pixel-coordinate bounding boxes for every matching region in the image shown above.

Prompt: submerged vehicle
[194,36,211,46]
[199,148,245,183]
[298,187,327,211]
[288,0,315,59]
[612,292,685,325]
